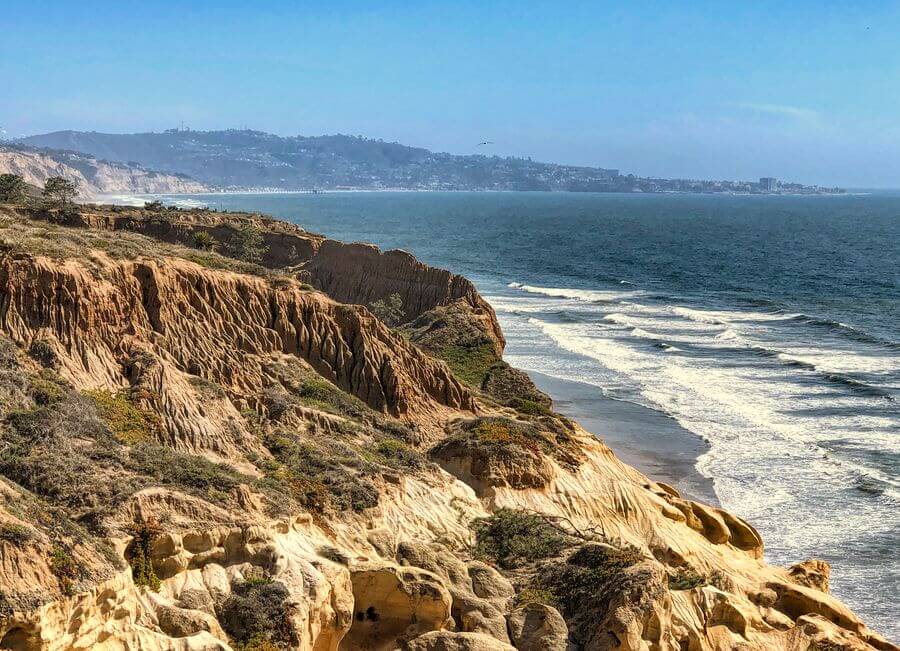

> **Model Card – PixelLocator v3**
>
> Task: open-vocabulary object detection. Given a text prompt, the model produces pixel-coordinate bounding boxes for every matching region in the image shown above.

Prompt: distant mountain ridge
[18,129,620,191]
[0,143,209,198]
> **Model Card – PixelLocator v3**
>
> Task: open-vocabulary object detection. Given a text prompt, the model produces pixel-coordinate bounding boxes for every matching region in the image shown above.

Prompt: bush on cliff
[0,174,27,203]
[192,230,216,251]
[438,341,498,388]
[260,431,379,515]
[534,543,645,618]
[369,293,404,326]
[127,518,162,591]
[225,223,267,263]
[125,444,247,505]
[217,580,295,648]
[295,375,367,419]
[42,177,78,205]
[84,390,161,445]
[472,509,571,569]
[667,566,708,591]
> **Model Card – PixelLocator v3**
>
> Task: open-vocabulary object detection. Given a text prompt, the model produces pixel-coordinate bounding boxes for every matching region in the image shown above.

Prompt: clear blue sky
[3,1,899,186]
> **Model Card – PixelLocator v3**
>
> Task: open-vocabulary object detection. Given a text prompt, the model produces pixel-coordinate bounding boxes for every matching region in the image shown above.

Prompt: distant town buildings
[759,177,778,192]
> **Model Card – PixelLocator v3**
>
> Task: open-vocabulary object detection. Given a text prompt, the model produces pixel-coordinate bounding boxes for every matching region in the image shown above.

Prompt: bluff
[0,146,208,199]
[0,202,894,651]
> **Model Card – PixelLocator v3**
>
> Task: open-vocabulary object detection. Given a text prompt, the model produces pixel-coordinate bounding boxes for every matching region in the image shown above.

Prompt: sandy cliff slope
[0,203,894,651]
[0,148,208,198]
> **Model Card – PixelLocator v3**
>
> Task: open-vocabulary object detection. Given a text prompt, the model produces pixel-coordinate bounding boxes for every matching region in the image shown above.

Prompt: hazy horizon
[3,2,900,187]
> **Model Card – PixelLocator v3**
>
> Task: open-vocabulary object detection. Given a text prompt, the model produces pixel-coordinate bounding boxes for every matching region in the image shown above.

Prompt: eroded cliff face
[15,205,504,354]
[0,149,208,199]
[0,205,894,651]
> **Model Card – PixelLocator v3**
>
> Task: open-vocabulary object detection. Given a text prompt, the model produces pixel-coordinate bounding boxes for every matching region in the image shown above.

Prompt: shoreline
[526,370,719,506]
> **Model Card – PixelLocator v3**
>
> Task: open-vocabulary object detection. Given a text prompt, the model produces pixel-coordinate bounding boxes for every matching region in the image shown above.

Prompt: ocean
[138,190,899,639]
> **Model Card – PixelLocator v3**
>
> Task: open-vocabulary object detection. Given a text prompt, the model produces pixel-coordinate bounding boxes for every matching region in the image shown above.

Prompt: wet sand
[528,371,719,505]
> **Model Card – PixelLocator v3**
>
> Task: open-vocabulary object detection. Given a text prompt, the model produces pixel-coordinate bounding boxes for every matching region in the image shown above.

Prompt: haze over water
[145,190,900,638]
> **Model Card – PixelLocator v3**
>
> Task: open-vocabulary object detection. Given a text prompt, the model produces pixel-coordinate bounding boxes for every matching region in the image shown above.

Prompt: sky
[2,1,900,187]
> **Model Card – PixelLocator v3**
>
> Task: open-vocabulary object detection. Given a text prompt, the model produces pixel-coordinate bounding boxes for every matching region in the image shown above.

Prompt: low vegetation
[369,293,404,326]
[259,431,380,515]
[436,341,498,388]
[49,545,80,595]
[374,437,426,470]
[472,509,571,569]
[667,566,708,591]
[295,375,367,419]
[128,518,162,591]
[84,390,161,444]
[0,522,36,546]
[193,230,216,251]
[217,579,295,648]
[0,174,27,203]
[0,211,277,279]
[438,416,580,469]
[225,223,267,263]
[532,543,645,618]
[42,177,78,205]
[125,444,247,505]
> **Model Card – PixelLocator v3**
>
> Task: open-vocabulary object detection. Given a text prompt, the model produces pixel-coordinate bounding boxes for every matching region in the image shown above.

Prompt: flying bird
[476,141,494,146]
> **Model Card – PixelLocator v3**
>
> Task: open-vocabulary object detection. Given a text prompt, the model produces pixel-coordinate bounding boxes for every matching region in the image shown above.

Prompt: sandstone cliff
[0,203,894,651]
[0,147,208,199]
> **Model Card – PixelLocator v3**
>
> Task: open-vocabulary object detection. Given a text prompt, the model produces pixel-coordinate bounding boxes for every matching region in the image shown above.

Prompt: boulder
[507,603,568,651]
[404,630,515,651]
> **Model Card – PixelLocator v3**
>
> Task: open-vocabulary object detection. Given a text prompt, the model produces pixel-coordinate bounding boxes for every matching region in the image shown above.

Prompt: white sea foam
[671,306,726,324]
[502,299,900,573]
[509,282,643,302]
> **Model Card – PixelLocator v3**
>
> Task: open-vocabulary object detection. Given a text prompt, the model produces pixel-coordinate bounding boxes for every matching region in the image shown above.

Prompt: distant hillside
[18,129,620,191]
[0,144,209,198]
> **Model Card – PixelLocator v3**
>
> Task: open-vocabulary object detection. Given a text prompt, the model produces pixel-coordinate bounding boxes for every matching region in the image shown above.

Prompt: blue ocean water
[142,191,899,638]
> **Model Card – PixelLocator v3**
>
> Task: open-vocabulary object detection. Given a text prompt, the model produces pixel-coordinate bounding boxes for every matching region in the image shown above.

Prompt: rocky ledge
[0,202,894,651]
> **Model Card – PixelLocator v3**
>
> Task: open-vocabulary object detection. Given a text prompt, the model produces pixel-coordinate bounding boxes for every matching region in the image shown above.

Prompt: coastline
[526,370,719,506]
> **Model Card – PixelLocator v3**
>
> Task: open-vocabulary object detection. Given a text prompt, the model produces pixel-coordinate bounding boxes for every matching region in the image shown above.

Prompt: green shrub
[263,385,294,420]
[465,418,551,458]
[668,567,708,591]
[29,373,68,406]
[128,519,161,591]
[189,376,227,398]
[437,341,498,387]
[50,545,79,595]
[226,224,267,263]
[296,376,366,419]
[375,438,425,470]
[144,200,164,211]
[0,523,35,546]
[192,230,216,251]
[84,390,160,444]
[217,580,294,648]
[43,177,78,205]
[0,174,27,203]
[6,406,53,440]
[126,444,244,502]
[535,544,645,617]
[27,339,57,367]
[261,433,379,515]
[472,509,571,569]
[515,587,557,607]
[369,293,404,326]
[508,397,551,416]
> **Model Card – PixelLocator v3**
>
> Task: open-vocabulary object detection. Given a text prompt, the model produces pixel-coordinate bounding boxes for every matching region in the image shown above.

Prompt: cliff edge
[0,202,894,651]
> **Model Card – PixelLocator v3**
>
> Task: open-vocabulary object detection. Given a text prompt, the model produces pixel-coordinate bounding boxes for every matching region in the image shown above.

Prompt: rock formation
[0,147,208,199]
[0,201,894,650]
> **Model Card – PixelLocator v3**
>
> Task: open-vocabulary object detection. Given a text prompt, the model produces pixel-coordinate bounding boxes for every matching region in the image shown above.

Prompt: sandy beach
[527,371,718,505]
